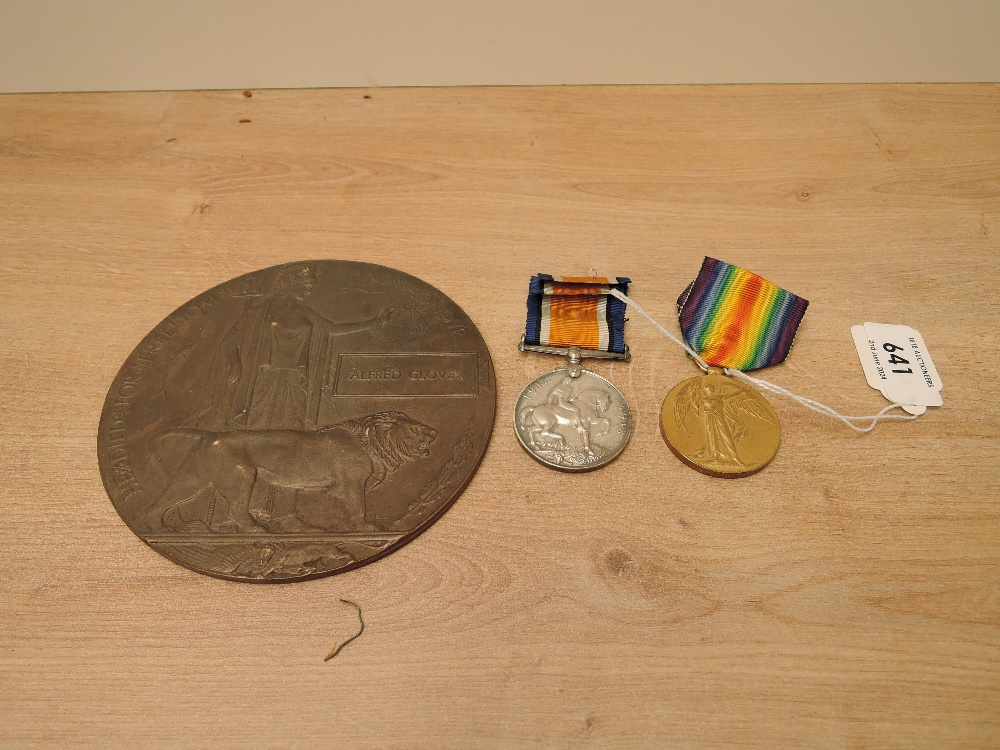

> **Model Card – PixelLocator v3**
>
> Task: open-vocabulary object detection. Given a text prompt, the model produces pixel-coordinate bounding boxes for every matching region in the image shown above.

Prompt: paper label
[852,323,942,412]
[851,325,884,392]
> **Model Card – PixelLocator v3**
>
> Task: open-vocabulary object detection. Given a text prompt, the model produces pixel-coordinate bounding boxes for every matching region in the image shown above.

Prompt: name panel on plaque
[334,353,479,396]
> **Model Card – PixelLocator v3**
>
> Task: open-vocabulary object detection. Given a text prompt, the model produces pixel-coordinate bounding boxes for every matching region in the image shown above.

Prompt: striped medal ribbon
[515,274,633,473]
[523,274,631,355]
[659,258,809,478]
[677,257,809,371]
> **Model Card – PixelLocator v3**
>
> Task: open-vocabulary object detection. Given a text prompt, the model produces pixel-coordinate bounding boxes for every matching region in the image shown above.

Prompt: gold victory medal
[659,373,780,478]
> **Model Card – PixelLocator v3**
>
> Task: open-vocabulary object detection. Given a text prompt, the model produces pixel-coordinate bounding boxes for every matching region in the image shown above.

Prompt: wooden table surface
[2,84,998,748]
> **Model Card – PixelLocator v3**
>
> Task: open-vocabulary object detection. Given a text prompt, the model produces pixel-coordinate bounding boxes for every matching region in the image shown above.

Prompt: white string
[608,289,918,433]
[606,291,712,369]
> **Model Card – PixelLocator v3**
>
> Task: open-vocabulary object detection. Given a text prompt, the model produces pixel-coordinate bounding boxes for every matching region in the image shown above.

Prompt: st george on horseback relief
[519,373,612,460]
[515,368,631,471]
[98,262,496,581]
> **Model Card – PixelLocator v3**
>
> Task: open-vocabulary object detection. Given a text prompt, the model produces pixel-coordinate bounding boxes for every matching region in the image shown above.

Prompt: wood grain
[1,84,998,749]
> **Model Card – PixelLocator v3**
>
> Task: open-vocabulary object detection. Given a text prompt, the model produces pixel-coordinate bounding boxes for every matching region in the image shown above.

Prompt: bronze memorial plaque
[98,261,495,581]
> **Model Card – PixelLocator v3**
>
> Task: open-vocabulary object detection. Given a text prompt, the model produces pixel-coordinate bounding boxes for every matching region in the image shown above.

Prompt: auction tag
[853,323,942,412]
[851,325,885,392]
[851,324,927,415]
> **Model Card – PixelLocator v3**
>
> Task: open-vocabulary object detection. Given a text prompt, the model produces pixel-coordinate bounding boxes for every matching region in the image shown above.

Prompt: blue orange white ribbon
[525,274,630,354]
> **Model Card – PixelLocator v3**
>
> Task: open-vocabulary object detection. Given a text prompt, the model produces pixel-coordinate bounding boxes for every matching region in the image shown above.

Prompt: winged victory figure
[672,377,777,469]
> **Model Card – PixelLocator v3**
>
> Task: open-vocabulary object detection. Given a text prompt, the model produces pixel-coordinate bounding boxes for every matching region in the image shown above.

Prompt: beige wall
[1,0,998,93]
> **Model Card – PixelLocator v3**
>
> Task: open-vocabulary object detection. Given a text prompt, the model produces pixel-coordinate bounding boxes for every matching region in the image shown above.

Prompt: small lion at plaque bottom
[145,411,436,533]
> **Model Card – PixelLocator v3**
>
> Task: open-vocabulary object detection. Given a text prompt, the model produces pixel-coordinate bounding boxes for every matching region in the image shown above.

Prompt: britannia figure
[197,264,391,432]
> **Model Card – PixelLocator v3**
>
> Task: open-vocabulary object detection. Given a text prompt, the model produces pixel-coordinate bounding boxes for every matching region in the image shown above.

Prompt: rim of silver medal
[513,354,632,472]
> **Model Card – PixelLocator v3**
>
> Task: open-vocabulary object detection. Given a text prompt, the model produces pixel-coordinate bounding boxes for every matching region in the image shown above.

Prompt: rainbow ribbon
[677,258,808,371]
[525,274,631,354]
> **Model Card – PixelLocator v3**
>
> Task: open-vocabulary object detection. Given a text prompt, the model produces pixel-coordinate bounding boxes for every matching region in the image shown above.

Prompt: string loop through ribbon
[608,289,917,434]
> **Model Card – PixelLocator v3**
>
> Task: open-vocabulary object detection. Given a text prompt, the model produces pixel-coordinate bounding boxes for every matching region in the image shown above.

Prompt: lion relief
[145,411,437,533]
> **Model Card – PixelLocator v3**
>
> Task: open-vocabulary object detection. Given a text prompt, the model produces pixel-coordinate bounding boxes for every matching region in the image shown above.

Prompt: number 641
[883,342,912,374]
